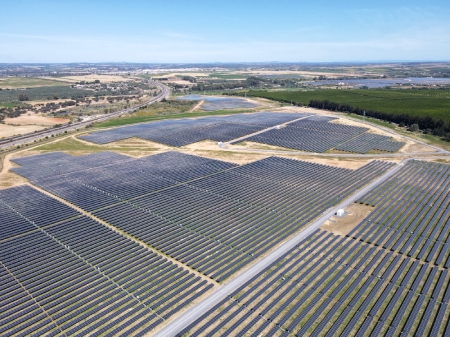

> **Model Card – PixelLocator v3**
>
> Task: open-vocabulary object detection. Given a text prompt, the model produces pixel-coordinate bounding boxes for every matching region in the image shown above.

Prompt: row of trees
[308,99,450,137]
[0,105,31,122]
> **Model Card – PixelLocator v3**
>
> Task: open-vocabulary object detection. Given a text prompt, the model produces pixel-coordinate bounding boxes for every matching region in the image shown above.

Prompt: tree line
[309,99,450,138]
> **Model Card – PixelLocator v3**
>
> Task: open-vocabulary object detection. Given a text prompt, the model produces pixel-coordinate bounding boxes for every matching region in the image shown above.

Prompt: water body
[304,77,450,88]
[177,94,258,110]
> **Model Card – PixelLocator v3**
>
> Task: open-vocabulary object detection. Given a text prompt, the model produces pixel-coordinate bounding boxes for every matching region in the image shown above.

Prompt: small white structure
[336,209,345,217]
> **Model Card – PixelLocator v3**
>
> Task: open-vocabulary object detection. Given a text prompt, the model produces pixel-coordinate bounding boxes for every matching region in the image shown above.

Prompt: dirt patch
[0,124,47,138]
[100,137,172,150]
[187,149,270,165]
[274,106,325,114]
[243,70,356,78]
[232,141,293,151]
[281,157,380,169]
[181,144,385,169]
[330,117,397,137]
[0,172,27,190]
[165,79,195,86]
[0,152,28,189]
[44,74,132,83]
[189,100,204,112]
[4,114,70,126]
[399,141,436,153]
[321,203,374,235]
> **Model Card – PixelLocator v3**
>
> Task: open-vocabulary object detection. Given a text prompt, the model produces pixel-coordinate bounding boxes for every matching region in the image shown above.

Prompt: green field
[0,86,111,102]
[0,102,20,108]
[0,77,68,89]
[245,89,450,123]
[208,73,247,79]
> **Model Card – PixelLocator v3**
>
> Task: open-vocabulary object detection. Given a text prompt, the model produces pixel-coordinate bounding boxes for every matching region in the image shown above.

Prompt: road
[152,158,410,337]
[227,114,313,145]
[0,81,170,150]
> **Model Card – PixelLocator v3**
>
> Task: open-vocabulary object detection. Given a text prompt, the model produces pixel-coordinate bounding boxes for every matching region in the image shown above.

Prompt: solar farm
[1,108,449,337]
[243,115,405,153]
[176,95,259,111]
[176,160,450,337]
[80,112,405,153]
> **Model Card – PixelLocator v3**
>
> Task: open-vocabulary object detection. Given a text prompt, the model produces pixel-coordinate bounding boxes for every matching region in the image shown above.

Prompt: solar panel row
[350,160,450,268]
[178,229,450,337]
[0,185,212,336]
[80,112,305,146]
[11,152,394,283]
[245,116,405,153]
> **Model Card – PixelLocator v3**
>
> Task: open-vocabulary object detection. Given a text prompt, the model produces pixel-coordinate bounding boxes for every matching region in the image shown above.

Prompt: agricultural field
[0,77,66,89]
[243,89,450,123]
[0,85,111,103]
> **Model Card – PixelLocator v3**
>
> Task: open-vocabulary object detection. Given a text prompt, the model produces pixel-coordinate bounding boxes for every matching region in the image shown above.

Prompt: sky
[1,0,449,63]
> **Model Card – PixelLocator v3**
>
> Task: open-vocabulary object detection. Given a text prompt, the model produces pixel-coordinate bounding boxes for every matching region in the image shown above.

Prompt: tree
[408,124,419,132]
[18,94,30,101]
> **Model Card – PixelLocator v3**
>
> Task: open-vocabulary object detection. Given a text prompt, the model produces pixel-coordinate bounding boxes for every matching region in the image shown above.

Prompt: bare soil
[189,100,204,112]
[0,172,27,190]
[4,114,70,126]
[103,137,173,150]
[331,117,397,138]
[399,141,437,153]
[43,74,132,83]
[0,124,47,138]
[321,203,375,235]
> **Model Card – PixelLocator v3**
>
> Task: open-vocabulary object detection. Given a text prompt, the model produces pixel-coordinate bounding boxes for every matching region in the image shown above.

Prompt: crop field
[208,73,247,79]
[243,115,405,153]
[0,86,112,102]
[0,77,68,89]
[11,151,393,283]
[245,89,450,123]
[177,159,450,337]
[82,112,304,146]
[0,185,212,336]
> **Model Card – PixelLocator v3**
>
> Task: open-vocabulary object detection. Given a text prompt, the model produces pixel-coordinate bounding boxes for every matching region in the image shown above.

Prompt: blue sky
[1,0,449,63]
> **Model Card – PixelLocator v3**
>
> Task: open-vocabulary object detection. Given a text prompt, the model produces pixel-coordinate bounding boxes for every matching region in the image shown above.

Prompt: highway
[0,81,170,150]
[152,158,411,337]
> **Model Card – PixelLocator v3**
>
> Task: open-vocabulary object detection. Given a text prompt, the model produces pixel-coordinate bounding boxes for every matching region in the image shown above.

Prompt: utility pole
[363,111,366,122]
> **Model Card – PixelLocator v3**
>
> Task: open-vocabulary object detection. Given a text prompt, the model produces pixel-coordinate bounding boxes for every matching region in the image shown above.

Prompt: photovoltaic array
[79,112,405,153]
[177,160,450,337]
[244,115,405,153]
[335,133,406,153]
[11,152,394,283]
[0,186,212,336]
[179,229,450,336]
[80,112,306,146]
[351,160,450,268]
